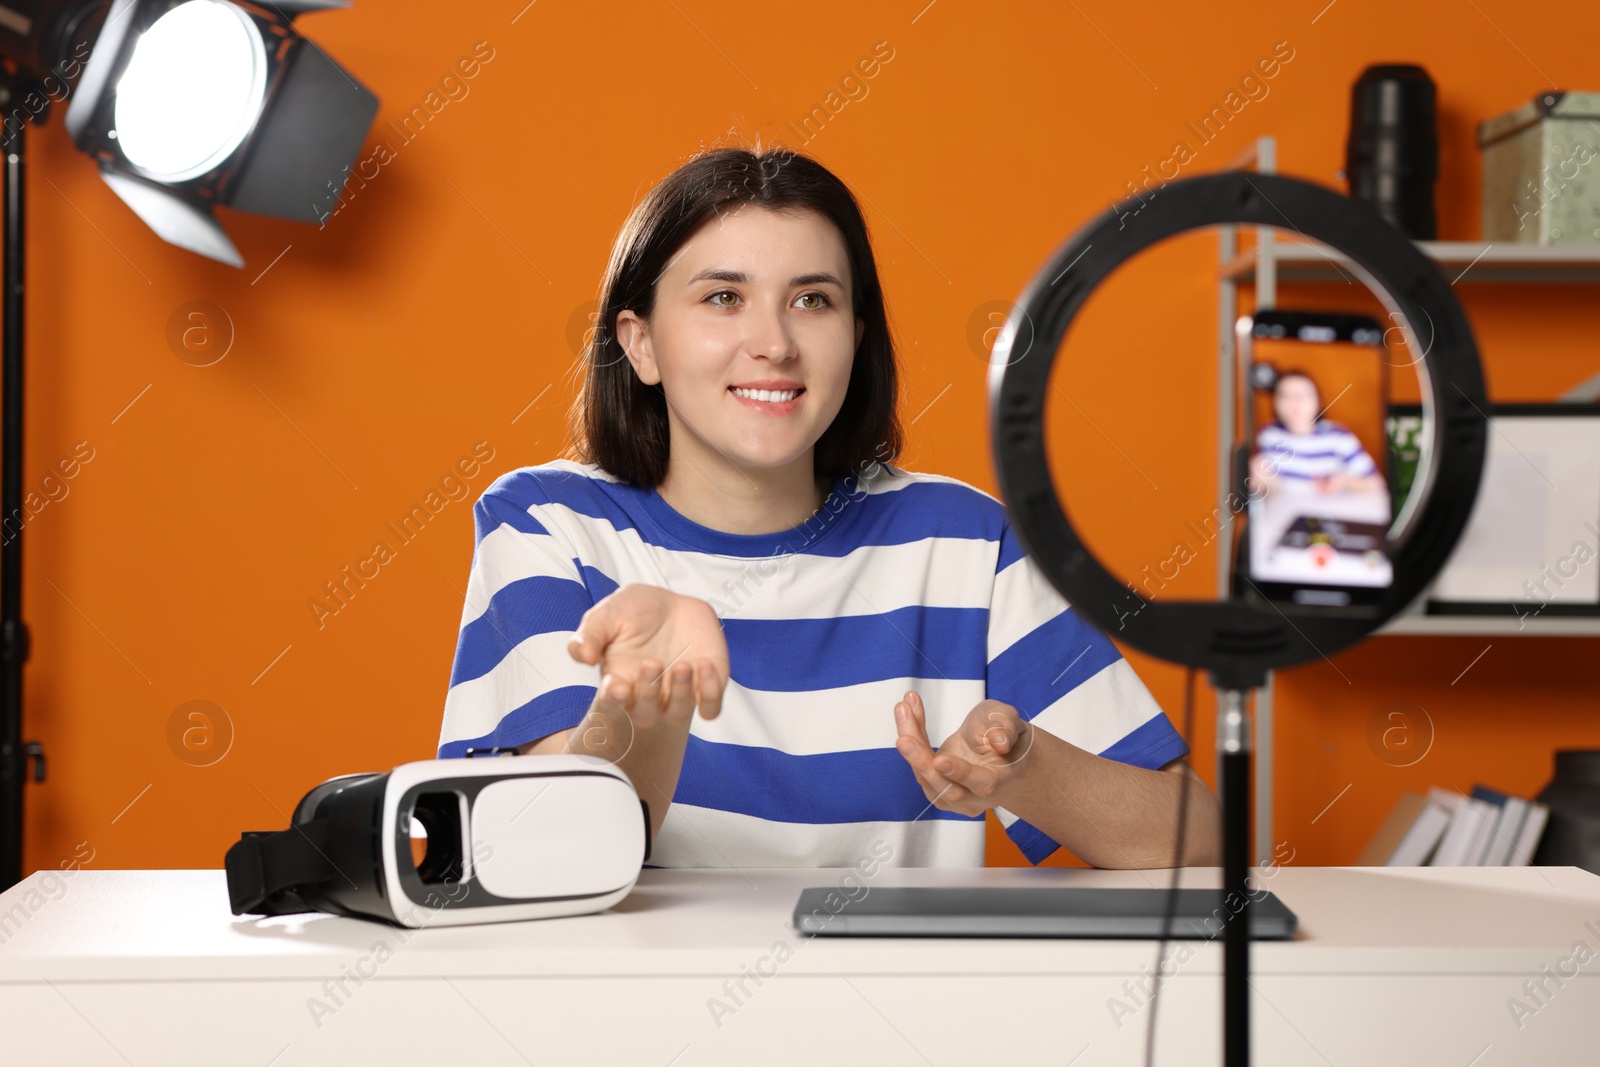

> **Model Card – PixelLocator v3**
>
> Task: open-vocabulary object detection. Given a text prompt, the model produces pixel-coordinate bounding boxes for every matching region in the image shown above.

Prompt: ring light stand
[988,172,1487,1067]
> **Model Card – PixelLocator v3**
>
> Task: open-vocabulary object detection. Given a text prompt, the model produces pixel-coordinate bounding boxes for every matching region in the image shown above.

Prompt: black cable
[1144,665,1198,1067]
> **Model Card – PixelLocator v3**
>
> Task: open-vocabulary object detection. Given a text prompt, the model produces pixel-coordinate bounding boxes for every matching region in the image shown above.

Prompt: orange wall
[12,0,1597,877]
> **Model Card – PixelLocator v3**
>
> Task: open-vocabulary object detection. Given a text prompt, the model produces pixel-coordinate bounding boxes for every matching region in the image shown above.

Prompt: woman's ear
[614,309,661,386]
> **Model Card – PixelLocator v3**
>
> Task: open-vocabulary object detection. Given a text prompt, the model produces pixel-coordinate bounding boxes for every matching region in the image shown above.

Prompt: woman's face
[1273,375,1319,434]
[615,204,864,480]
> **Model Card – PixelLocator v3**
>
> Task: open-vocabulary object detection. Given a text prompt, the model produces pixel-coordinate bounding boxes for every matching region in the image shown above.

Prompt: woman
[1250,370,1386,498]
[437,145,1220,869]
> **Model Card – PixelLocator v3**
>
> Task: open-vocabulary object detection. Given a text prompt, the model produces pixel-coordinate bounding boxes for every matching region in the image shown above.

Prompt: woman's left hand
[893,691,1034,817]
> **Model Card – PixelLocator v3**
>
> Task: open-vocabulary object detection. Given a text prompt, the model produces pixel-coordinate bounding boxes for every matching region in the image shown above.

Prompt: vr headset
[225,752,651,928]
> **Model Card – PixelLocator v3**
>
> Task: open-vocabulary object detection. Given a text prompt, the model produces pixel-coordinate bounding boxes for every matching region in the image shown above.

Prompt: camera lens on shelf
[1345,64,1439,240]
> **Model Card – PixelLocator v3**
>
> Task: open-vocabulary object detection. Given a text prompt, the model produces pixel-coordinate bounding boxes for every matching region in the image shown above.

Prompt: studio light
[0,0,380,266]
[110,0,270,182]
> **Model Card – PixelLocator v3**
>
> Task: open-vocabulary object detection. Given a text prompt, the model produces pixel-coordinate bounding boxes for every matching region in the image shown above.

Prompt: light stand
[0,74,44,891]
[988,171,1489,1066]
[1218,688,1251,1061]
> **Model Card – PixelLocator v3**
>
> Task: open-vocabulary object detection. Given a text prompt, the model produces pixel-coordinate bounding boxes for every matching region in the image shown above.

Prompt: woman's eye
[796,292,830,310]
[707,290,738,307]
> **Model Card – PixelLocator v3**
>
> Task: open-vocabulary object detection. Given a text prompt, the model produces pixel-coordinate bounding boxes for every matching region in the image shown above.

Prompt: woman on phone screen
[1250,370,1386,498]
[436,145,1220,869]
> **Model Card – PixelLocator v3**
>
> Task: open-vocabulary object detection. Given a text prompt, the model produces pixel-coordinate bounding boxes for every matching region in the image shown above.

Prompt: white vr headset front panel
[380,754,646,927]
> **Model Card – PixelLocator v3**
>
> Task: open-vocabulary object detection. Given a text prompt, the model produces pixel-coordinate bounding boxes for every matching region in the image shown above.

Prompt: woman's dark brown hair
[561,142,903,488]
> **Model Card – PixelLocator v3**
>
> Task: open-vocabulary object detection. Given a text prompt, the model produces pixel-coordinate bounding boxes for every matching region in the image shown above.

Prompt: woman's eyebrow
[686,268,846,288]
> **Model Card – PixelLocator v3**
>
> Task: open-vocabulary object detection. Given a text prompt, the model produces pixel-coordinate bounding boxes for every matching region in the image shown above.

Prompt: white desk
[2,865,1597,1066]
[1247,489,1392,588]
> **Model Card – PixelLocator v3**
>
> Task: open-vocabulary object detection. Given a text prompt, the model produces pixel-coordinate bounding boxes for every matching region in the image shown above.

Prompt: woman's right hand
[566,584,730,729]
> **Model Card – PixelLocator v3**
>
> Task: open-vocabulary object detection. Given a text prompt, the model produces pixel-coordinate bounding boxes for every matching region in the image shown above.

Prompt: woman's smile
[728,383,806,414]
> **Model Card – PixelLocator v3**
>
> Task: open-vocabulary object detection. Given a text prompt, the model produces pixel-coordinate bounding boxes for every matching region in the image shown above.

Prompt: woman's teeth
[731,387,801,403]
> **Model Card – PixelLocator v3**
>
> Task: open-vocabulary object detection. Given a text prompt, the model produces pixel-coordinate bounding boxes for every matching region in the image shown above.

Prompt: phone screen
[1242,312,1394,606]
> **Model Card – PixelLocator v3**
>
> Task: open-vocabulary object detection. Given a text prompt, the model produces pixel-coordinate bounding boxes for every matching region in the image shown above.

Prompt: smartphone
[1236,309,1394,608]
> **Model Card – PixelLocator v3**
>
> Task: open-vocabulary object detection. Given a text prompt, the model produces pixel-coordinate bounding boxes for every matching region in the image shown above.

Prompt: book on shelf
[1470,784,1528,866]
[1355,791,1447,865]
[1508,803,1549,866]
[1358,784,1549,866]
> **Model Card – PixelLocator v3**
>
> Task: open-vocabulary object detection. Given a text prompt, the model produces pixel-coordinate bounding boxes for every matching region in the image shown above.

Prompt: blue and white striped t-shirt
[1255,419,1379,487]
[436,458,1189,868]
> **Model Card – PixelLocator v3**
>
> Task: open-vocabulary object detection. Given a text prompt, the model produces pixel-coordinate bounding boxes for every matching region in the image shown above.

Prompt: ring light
[988,171,1487,691]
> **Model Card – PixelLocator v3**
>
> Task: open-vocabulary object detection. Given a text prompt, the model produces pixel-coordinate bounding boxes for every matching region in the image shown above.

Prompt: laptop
[792,886,1299,939]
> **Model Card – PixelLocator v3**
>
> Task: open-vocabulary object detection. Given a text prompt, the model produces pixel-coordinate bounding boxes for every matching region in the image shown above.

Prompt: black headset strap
[224,819,335,916]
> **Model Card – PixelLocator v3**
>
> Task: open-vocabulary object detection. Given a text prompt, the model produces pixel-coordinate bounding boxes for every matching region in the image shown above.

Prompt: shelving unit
[1213,136,1600,863]
[1378,613,1600,637]
[1221,240,1600,285]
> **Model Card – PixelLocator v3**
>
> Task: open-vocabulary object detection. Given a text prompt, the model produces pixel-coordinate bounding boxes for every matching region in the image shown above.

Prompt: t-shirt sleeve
[1337,429,1378,477]
[986,517,1191,865]
[1256,424,1287,461]
[436,473,601,758]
